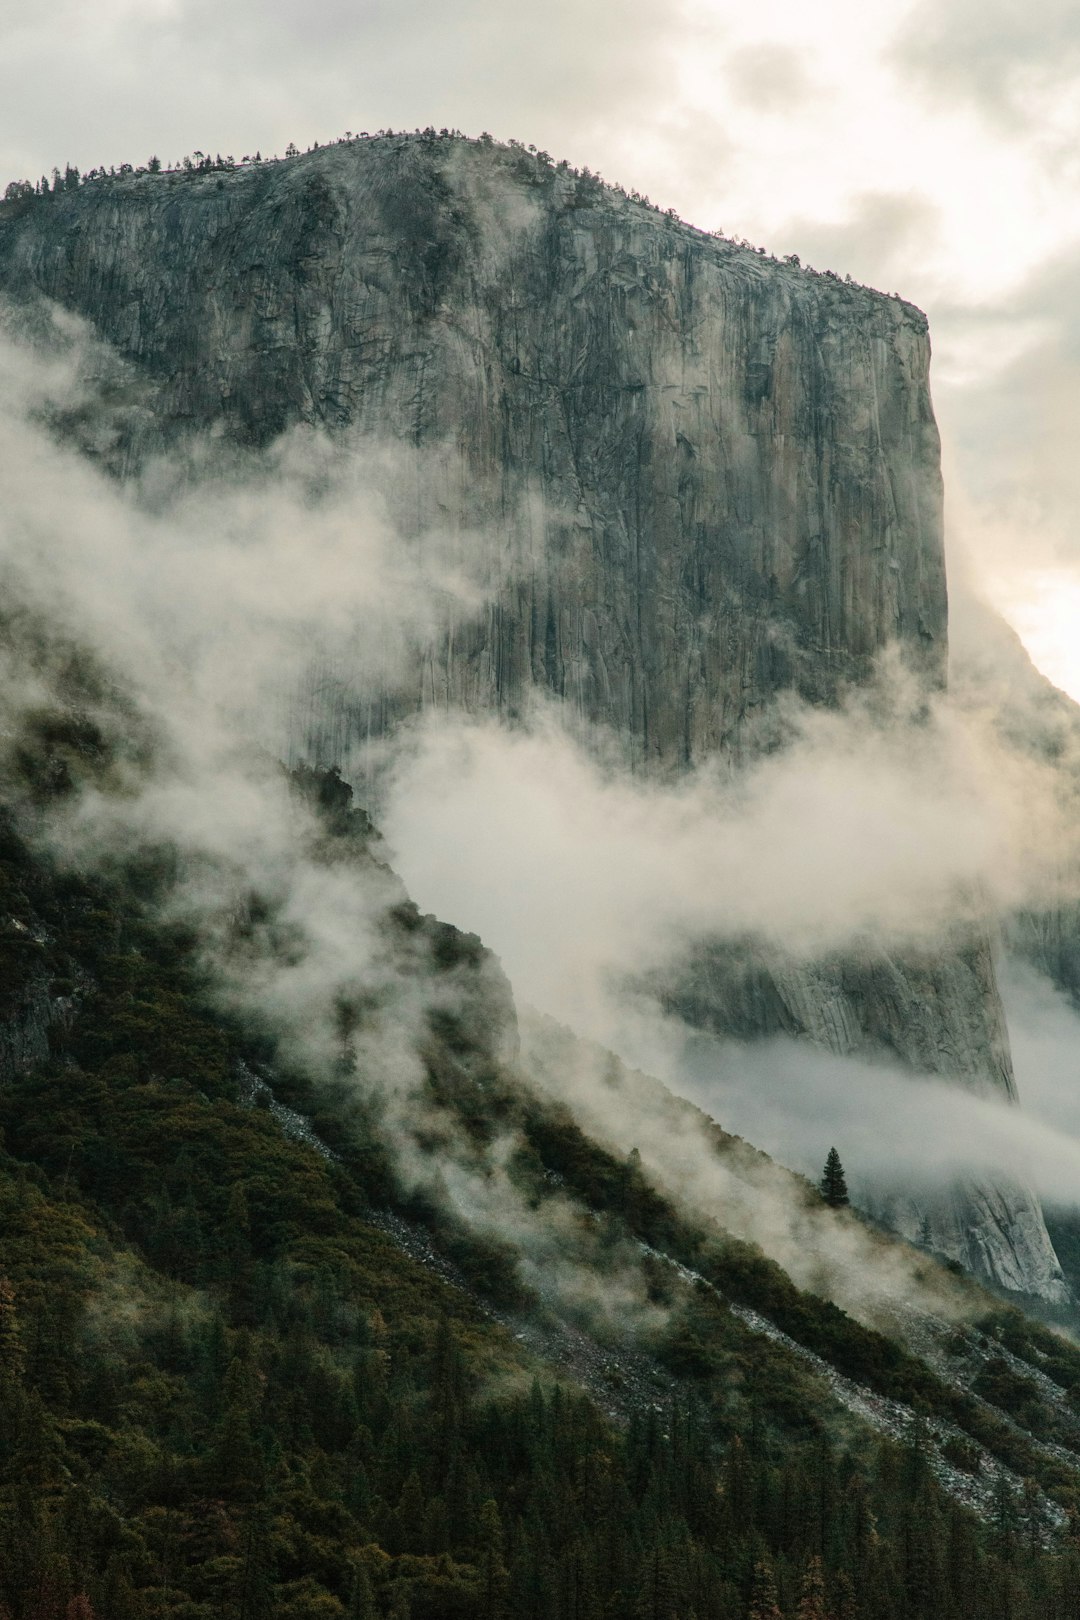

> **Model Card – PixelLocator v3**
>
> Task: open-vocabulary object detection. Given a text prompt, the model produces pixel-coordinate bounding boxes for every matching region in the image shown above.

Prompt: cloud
[725,42,820,112]
[940,244,1080,536]
[780,189,942,291]
[932,243,1080,691]
[617,985,1080,1214]
[0,307,508,1101]
[520,1008,985,1327]
[894,0,1080,132]
[0,310,702,1347]
[377,669,1080,1039]
[0,305,492,761]
[0,0,685,191]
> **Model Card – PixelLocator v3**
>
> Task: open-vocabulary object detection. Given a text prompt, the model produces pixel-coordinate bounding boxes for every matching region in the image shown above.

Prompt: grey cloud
[894,0,1080,128]
[935,242,1080,561]
[725,42,820,113]
[0,0,683,187]
[781,189,941,291]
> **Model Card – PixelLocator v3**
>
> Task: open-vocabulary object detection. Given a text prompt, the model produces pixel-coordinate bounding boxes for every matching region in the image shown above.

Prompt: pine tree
[478,1498,510,1620]
[386,1588,410,1620]
[747,1559,783,1620]
[0,1277,25,1377]
[820,1148,849,1208]
[235,1503,275,1620]
[346,1564,377,1620]
[796,1555,828,1620]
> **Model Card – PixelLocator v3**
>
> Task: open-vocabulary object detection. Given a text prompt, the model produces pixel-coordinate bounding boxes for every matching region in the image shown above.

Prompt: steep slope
[0,134,1061,1300]
[7,685,1080,1620]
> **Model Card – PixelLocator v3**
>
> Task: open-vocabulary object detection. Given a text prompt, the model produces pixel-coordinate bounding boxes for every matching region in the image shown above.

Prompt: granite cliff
[0,133,1064,1300]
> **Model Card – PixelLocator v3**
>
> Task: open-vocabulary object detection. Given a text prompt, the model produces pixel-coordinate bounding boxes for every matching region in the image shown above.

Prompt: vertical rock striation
[0,138,947,765]
[0,135,1064,1298]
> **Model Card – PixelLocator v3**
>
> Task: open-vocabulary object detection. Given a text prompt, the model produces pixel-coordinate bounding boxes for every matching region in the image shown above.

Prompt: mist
[376,685,1079,1015]
[6,300,1080,1334]
[0,310,705,1343]
[374,668,1080,1249]
[591,979,1080,1214]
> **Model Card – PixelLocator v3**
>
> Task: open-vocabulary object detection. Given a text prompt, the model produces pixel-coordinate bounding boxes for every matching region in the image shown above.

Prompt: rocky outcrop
[0,136,1061,1298]
[0,136,945,767]
[669,934,1017,1096]
[0,971,59,1083]
[664,931,1069,1303]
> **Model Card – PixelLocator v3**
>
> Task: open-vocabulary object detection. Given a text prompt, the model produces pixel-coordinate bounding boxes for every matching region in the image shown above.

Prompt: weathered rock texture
[0,135,1064,1299]
[0,137,946,767]
[669,935,1017,1098]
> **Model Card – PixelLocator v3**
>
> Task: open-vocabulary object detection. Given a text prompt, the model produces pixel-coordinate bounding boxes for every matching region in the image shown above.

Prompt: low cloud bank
[5,305,1080,1328]
[377,687,1078,1029]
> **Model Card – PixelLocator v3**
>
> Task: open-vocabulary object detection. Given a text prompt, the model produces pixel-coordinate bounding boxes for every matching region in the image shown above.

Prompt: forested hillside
[5,670,1080,1620]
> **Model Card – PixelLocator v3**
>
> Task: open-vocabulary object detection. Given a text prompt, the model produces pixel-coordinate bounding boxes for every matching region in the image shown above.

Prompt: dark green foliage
[819,1148,849,1209]
[972,1357,1047,1432]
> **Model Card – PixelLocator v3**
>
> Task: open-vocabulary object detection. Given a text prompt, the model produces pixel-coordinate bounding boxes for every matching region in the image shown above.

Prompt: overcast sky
[5,0,1080,693]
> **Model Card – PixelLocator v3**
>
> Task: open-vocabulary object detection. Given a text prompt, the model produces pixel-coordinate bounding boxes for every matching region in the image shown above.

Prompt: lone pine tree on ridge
[820,1147,849,1208]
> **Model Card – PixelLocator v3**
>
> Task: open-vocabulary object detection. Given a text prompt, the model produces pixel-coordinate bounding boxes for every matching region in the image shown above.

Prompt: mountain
[0,134,947,749]
[0,132,1062,1308]
[0,132,1065,1303]
[8,134,1080,1620]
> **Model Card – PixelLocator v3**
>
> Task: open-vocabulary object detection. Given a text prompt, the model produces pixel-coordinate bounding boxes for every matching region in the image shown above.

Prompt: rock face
[0,135,1064,1299]
[670,935,1018,1098]
[0,137,946,767]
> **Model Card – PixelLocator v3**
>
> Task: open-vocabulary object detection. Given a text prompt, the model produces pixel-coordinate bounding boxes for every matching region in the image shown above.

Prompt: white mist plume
[0,309,684,1337]
[518,1009,982,1330]
[0,323,488,754]
[591,983,1080,1215]
[0,305,491,1091]
[6,301,1080,1334]
[377,688,1077,1030]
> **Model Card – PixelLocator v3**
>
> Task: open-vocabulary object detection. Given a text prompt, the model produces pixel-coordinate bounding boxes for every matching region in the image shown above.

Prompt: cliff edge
[0,133,1063,1301]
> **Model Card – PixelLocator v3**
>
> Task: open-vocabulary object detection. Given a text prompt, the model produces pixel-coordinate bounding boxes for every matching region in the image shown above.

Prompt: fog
[376,683,1076,1021]
[583,974,1080,1213]
[5,300,1080,1333]
[0,310,705,1338]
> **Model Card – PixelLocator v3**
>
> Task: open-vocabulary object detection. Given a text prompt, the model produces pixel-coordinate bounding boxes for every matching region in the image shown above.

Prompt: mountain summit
[0,131,1064,1300]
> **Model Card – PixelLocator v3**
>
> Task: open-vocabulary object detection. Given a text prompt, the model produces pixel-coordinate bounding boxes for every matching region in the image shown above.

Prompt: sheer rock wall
[0,135,1063,1299]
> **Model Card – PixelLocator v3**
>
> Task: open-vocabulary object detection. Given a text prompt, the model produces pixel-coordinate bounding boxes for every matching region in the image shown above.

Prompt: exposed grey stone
[0,135,1061,1298]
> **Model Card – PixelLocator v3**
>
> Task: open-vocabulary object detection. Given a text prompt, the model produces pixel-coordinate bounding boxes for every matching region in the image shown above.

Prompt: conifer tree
[747,1559,783,1620]
[0,1278,24,1378]
[386,1587,410,1620]
[796,1555,829,1620]
[478,1498,510,1620]
[820,1148,849,1208]
[346,1564,377,1620]
[235,1503,275,1620]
